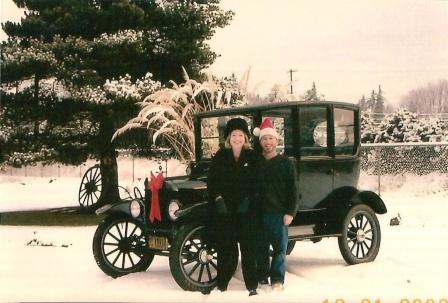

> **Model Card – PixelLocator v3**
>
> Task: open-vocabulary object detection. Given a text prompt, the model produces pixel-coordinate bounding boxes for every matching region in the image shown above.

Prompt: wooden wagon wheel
[78,165,102,208]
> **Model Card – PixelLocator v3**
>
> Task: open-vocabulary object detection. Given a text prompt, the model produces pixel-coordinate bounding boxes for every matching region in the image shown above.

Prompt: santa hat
[253,117,278,140]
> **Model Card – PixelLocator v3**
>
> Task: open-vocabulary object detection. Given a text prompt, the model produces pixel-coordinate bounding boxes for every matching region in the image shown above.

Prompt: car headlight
[130,199,142,218]
[185,164,191,176]
[168,199,182,221]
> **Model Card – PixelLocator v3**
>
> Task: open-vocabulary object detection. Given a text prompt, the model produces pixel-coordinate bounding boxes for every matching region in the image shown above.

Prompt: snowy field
[0,162,447,302]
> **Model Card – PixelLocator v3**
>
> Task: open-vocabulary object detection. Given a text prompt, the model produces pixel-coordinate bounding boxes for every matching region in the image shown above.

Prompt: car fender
[95,201,134,216]
[350,190,387,214]
[319,186,387,215]
[175,201,209,224]
[316,186,386,234]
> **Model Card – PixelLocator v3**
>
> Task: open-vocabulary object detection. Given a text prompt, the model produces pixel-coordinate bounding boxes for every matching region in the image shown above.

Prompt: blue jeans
[258,212,288,284]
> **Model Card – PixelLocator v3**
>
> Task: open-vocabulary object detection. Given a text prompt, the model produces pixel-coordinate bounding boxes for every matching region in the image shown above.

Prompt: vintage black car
[92,101,387,292]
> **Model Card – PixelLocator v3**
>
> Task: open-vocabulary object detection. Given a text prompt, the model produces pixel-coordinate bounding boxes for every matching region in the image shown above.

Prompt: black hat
[224,118,250,139]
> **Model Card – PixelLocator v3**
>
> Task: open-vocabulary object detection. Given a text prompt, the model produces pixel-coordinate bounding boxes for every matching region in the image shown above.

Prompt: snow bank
[359,171,448,196]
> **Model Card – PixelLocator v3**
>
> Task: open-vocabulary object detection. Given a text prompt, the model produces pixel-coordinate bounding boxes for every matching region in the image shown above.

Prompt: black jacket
[259,154,298,217]
[207,148,261,215]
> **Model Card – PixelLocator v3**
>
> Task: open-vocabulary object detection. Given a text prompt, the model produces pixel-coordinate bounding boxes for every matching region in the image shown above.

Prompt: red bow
[148,171,164,222]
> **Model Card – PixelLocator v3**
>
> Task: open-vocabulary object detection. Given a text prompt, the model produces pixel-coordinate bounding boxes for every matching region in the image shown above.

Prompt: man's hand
[283,214,293,225]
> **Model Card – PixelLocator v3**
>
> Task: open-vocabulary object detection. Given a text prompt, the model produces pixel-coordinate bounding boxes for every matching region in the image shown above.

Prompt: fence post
[376,146,381,197]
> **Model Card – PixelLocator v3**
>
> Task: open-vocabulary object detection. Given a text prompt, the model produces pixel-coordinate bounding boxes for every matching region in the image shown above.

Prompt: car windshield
[200,114,254,159]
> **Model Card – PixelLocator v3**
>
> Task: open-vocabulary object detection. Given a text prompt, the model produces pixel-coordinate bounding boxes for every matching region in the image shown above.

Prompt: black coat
[207,148,261,216]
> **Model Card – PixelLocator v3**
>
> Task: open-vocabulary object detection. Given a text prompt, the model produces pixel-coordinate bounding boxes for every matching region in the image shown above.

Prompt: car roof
[195,100,359,118]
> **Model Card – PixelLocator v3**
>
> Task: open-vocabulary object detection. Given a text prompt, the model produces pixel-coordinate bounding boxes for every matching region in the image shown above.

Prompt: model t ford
[92,101,387,292]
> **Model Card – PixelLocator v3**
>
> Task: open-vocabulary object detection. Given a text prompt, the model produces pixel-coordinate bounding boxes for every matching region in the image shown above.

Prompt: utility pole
[287,69,298,94]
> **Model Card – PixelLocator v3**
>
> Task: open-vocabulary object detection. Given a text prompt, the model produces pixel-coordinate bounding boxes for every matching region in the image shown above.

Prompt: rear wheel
[93,216,154,278]
[286,241,296,255]
[338,204,381,264]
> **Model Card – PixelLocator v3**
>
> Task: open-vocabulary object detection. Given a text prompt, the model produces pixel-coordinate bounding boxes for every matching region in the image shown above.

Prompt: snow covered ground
[1,163,447,302]
[0,158,187,212]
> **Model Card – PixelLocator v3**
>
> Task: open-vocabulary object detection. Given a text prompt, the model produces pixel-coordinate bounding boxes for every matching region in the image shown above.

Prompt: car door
[332,106,361,189]
[297,105,334,211]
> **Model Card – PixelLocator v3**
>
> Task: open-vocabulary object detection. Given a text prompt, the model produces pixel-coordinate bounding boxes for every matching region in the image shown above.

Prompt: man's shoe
[217,286,227,292]
[258,278,269,286]
[248,289,258,296]
[272,282,284,291]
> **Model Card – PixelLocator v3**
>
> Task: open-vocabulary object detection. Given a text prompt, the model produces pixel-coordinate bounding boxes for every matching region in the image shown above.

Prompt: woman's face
[229,129,246,150]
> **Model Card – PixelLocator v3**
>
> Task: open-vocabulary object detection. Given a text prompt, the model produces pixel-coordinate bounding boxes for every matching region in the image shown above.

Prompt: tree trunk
[96,108,120,209]
[34,74,40,135]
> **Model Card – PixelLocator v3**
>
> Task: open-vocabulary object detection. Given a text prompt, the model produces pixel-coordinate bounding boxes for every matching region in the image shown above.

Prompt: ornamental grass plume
[112,68,235,161]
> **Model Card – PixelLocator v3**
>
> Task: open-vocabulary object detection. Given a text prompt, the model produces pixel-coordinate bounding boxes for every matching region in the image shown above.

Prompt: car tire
[338,204,381,265]
[93,216,154,278]
[286,241,296,255]
[169,223,238,292]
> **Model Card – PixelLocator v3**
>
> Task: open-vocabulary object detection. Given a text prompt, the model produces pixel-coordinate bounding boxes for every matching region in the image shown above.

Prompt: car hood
[165,178,207,191]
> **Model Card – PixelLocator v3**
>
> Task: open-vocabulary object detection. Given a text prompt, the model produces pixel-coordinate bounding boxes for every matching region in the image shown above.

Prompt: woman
[207,117,260,296]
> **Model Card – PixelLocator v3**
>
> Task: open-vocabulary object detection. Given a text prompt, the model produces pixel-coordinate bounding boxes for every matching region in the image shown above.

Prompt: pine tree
[374,85,385,113]
[302,82,325,102]
[358,95,367,111]
[366,90,376,112]
[1,0,233,208]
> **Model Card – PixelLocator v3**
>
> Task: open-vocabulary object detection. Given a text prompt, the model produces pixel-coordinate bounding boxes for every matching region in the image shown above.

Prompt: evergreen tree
[365,90,376,112]
[358,95,367,111]
[1,0,233,209]
[302,82,325,102]
[374,85,385,113]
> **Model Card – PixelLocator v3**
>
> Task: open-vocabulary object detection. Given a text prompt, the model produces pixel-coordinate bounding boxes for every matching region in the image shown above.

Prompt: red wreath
[148,171,164,222]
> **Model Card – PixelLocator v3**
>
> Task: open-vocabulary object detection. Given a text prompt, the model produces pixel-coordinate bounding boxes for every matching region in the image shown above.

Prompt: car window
[299,106,329,157]
[200,115,253,159]
[261,108,293,156]
[334,108,355,155]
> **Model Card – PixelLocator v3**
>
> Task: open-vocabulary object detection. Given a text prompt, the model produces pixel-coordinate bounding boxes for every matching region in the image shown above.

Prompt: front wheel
[338,204,381,264]
[169,223,223,292]
[93,216,154,278]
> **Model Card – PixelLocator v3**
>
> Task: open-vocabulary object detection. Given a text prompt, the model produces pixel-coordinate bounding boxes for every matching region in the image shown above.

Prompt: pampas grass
[112,68,234,161]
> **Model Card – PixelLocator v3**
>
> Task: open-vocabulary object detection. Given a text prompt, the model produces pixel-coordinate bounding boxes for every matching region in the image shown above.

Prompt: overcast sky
[2,0,447,104]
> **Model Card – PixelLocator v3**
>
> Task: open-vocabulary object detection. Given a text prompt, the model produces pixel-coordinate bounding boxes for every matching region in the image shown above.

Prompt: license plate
[148,236,169,250]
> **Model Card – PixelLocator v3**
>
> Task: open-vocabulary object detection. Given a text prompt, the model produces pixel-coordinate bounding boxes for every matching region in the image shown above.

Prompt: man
[254,117,298,291]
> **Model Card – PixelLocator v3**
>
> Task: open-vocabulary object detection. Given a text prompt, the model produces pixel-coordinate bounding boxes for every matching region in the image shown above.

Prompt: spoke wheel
[79,165,102,208]
[338,204,381,264]
[169,223,219,292]
[93,216,154,278]
[286,240,296,255]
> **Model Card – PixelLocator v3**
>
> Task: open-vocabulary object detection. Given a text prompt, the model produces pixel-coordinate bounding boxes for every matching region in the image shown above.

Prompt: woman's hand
[215,196,228,215]
[283,214,293,226]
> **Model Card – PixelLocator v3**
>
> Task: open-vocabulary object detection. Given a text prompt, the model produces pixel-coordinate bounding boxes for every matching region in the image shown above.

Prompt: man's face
[260,134,277,153]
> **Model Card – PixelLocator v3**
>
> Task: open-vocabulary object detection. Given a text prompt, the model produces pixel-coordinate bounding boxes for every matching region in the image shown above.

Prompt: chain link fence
[361,143,448,175]
[360,142,448,195]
